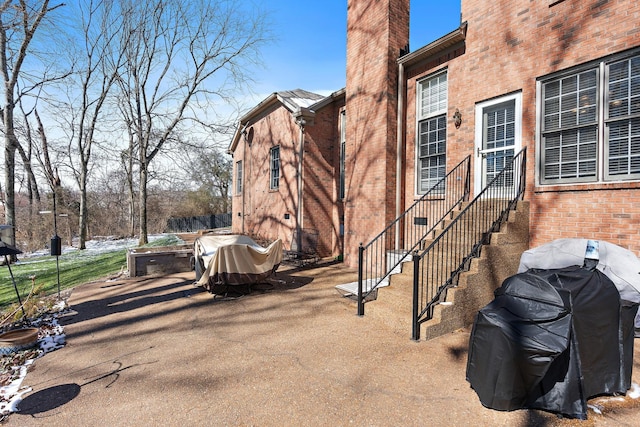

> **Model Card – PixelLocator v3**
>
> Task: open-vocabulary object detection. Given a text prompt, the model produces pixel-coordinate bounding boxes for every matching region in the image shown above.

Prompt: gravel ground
[4,261,640,426]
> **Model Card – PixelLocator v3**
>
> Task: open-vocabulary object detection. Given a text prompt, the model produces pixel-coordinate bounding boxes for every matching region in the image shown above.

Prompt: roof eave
[228,92,281,154]
[228,91,326,154]
[228,123,244,154]
[309,88,346,111]
[398,21,468,68]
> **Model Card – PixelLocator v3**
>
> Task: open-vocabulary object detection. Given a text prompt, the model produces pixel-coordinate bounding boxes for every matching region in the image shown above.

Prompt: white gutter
[293,108,315,254]
[240,123,249,235]
[395,61,405,251]
[296,118,305,253]
[241,130,246,235]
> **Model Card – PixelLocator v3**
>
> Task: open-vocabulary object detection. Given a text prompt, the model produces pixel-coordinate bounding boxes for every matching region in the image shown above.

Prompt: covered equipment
[466,266,638,419]
[194,235,283,294]
[518,238,640,305]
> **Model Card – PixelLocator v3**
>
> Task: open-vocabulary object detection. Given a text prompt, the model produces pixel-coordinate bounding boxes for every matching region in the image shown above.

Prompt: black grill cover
[466,266,638,419]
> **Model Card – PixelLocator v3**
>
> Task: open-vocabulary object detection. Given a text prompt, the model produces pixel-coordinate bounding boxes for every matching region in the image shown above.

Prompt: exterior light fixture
[453,108,462,129]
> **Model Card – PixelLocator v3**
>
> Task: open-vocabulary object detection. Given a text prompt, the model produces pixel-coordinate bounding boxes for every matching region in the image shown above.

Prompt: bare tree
[34,108,60,202]
[44,0,128,249]
[179,148,232,213]
[16,99,42,205]
[114,0,269,245]
[116,96,138,238]
[120,146,136,237]
[0,0,65,247]
[12,100,42,247]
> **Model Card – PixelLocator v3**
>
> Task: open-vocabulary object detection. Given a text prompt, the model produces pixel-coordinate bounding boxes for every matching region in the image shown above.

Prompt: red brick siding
[530,186,640,246]
[402,0,640,255]
[231,105,300,247]
[302,98,345,258]
[344,0,409,267]
[231,99,344,258]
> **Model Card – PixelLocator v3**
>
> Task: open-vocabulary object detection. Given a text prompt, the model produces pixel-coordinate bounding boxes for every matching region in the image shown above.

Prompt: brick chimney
[343,0,409,267]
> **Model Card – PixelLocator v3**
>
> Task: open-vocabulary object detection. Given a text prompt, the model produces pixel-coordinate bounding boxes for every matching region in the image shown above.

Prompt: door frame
[474,92,523,196]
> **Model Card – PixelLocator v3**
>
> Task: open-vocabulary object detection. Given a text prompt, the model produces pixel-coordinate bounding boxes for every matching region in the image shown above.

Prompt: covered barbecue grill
[466,265,638,419]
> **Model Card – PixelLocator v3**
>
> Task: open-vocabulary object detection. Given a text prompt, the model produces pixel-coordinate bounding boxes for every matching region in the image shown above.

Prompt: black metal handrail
[357,155,471,315]
[411,148,527,340]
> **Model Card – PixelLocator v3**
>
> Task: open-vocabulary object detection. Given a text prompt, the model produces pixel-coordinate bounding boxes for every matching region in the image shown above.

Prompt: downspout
[295,116,306,254]
[241,124,248,235]
[395,61,405,251]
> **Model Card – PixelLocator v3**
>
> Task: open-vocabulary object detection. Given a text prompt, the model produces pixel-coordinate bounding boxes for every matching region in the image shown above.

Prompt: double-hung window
[540,52,640,184]
[417,71,447,194]
[607,56,640,178]
[270,146,280,190]
[235,160,243,194]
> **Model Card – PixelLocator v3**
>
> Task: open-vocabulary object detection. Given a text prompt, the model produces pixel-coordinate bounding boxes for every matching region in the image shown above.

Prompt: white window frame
[270,146,280,190]
[474,92,522,196]
[235,160,243,195]
[537,49,640,186]
[416,69,447,195]
[339,110,346,200]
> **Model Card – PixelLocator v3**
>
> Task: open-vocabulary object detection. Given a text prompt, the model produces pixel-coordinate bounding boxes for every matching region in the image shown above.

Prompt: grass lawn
[0,235,183,312]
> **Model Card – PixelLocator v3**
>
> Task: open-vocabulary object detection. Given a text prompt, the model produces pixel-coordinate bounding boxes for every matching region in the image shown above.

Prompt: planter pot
[0,328,39,355]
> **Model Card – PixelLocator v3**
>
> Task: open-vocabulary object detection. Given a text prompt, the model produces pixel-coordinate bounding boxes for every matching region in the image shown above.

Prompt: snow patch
[0,316,66,420]
[20,234,173,260]
[628,382,640,399]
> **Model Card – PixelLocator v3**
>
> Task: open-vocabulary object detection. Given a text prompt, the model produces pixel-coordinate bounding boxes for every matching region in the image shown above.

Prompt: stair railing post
[520,148,527,199]
[464,156,471,202]
[412,251,421,341]
[357,243,365,316]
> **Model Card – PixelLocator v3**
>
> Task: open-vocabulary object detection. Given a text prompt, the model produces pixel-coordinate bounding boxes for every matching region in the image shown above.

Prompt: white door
[474,93,522,196]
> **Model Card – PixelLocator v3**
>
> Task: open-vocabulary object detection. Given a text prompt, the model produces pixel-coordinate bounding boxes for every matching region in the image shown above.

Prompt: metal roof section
[238,89,323,125]
[277,89,325,111]
[228,89,338,154]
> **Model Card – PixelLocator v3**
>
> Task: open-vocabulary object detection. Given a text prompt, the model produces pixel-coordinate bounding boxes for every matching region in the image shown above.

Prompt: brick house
[228,89,345,258]
[231,0,640,268]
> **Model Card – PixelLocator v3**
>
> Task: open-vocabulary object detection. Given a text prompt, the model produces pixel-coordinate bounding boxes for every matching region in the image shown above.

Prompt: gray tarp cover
[518,238,640,305]
[466,266,638,419]
[194,235,283,293]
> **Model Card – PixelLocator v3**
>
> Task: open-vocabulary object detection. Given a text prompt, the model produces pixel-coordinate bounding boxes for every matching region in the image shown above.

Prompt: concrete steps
[361,201,530,340]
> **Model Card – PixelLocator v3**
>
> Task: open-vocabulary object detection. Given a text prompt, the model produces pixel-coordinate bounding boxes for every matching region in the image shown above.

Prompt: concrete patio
[5,261,640,426]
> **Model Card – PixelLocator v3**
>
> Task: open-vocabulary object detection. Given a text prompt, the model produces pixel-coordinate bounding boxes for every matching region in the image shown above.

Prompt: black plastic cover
[466,266,638,419]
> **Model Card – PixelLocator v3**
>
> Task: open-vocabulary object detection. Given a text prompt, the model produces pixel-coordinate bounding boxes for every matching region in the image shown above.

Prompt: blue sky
[254,1,461,96]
